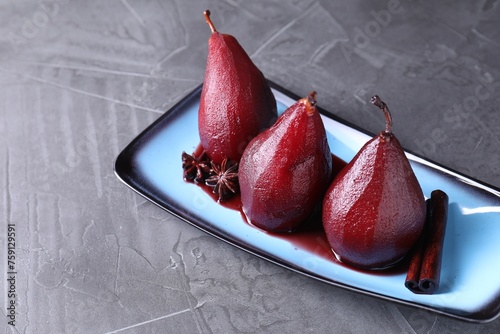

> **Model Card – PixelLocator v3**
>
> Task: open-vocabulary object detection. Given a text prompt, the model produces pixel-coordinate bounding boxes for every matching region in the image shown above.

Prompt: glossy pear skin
[199,12,277,165]
[322,132,426,269]
[239,94,333,232]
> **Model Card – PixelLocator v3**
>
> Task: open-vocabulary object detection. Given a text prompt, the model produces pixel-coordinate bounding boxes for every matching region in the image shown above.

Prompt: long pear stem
[204,10,217,33]
[370,95,393,134]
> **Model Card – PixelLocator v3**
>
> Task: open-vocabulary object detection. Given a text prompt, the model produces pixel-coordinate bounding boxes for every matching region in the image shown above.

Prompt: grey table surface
[1,0,499,333]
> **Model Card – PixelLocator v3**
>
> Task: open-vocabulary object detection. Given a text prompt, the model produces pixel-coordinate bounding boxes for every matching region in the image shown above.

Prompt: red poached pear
[198,10,277,165]
[239,92,333,232]
[322,96,426,269]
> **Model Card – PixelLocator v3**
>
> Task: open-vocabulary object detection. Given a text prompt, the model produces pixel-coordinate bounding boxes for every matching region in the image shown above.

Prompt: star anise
[205,158,239,202]
[182,150,211,183]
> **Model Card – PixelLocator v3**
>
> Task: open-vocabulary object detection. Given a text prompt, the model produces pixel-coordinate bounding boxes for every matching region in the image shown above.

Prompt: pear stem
[305,91,317,116]
[204,10,217,33]
[370,95,392,134]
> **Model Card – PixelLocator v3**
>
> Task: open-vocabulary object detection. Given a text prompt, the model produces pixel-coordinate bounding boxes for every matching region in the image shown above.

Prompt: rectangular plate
[115,82,500,322]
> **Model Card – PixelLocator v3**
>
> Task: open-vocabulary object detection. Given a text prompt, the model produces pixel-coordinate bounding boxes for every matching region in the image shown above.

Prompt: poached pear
[198,10,277,165]
[322,96,426,269]
[239,92,333,232]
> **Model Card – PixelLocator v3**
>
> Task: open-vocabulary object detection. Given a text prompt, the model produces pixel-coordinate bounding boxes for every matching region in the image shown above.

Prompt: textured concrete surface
[1,0,499,333]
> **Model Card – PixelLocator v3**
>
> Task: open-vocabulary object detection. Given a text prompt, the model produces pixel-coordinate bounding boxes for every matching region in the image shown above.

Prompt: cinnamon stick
[404,229,425,293]
[405,190,449,294]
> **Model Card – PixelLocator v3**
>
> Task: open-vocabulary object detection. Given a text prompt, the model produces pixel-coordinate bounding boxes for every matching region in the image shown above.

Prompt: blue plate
[115,83,500,323]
